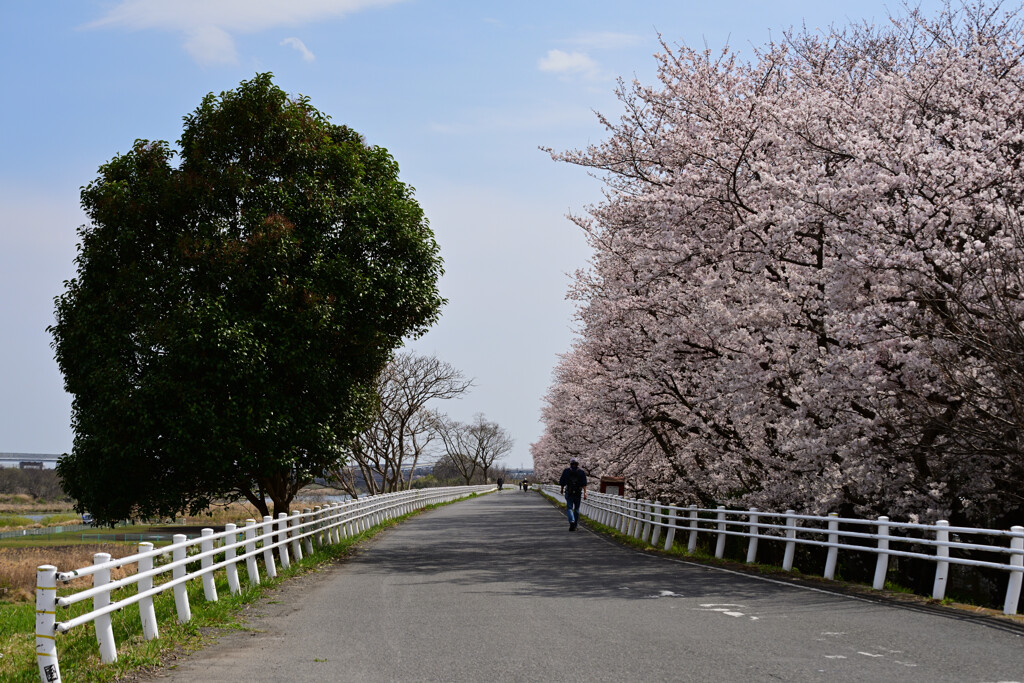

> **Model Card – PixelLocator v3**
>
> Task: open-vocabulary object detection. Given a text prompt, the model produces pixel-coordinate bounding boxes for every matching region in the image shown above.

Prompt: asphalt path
[145,490,1024,682]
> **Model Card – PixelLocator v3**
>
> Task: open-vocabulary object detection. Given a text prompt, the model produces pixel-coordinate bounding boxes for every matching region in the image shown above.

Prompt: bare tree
[436,413,514,484]
[329,352,472,497]
[435,415,479,485]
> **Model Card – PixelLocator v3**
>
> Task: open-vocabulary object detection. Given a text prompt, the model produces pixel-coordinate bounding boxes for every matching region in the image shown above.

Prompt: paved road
[147,491,1024,682]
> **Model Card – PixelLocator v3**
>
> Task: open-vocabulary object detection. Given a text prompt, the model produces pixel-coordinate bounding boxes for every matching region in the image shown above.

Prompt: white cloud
[86,0,404,64]
[537,49,603,81]
[184,25,238,66]
[281,37,315,61]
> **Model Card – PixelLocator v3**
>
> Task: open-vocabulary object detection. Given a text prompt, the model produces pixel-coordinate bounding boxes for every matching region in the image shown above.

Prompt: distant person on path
[559,458,587,531]
[497,476,504,491]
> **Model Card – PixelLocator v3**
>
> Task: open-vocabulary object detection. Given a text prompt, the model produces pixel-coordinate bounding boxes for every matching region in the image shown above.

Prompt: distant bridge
[0,452,61,469]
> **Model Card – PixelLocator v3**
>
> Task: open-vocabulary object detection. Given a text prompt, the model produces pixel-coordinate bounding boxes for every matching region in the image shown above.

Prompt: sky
[0,0,949,469]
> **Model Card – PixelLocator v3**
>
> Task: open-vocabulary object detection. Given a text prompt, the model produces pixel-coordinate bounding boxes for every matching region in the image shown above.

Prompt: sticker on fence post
[36,565,62,683]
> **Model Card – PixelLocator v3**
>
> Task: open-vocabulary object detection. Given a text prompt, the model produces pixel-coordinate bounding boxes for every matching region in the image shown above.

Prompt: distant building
[0,453,62,470]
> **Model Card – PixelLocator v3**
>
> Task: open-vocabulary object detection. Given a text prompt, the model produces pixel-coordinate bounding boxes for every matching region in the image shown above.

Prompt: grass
[40,513,82,526]
[0,496,76,514]
[0,545,140,603]
[0,516,35,528]
[0,495,472,682]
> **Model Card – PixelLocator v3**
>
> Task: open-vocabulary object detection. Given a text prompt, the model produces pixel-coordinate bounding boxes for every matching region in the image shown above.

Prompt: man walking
[559,458,587,531]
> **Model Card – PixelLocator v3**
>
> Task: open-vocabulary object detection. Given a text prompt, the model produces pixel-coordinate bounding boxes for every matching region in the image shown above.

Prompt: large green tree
[51,74,444,524]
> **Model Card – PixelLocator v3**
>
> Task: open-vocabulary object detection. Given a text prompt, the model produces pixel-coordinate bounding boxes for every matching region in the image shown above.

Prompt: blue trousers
[565,495,582,524]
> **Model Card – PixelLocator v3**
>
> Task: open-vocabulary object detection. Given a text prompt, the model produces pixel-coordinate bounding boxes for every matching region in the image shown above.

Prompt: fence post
[650,502,663,547]
[277,513,291,570]
[628,499,638,537]
[687,505,699,553]
[932,520,949,601]
[326,504,338,544]
[1004,526,1024,615]
[873,516,890,590]
[35,565,61,683]
[303,509,314,556]
[92,553,117,663]
[782,510,797,572]
[640,500,652,542]
[171,534,191,623]
[261,517,277,579]
[715,507,727,559]
[340,504,352,539]
[223,523,241,595]
[137,542,159,640]
[244,520,260,587]
[313,506,323,547]
[200,529,218,601]
[823,514,839,580]
[290,513,304,561]
[617,497,629,534]
[746,508,759,564]
[663,506,677,551]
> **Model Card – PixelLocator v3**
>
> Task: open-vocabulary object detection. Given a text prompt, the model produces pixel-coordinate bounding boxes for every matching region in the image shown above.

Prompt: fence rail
[34,485,492,683]
[539,484,1024,615]
[1,525,86,540]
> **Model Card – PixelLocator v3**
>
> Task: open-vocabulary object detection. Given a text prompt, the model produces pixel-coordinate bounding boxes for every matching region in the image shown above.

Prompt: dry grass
[0,498,75,514]
[180,500,265,526]
[0,545,138,603]
[179,492,343,525]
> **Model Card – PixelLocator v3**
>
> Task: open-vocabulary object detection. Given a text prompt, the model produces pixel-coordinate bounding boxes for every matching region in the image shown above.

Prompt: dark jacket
[559,467,587,500]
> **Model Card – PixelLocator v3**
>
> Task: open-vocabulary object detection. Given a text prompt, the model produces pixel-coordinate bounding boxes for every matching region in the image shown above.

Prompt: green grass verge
[1,496,474,682]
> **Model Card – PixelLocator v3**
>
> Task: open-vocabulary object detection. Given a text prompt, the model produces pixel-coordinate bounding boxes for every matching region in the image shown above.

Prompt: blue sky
[0,0,947,468]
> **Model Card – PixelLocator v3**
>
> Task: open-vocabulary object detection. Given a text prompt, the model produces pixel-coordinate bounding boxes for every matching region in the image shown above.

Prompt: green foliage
[51,74,444,524]
[0,516,34,528]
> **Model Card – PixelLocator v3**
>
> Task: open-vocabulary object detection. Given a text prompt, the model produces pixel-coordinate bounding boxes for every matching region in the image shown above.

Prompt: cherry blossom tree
[534,1,1024,526]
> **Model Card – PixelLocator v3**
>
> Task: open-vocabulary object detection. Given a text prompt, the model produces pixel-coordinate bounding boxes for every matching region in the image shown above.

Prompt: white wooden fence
[540,485,1024,615]
[34,485,492,683]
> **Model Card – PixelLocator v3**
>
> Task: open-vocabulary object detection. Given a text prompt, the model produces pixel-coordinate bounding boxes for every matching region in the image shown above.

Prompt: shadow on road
[352,491,1024,637]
